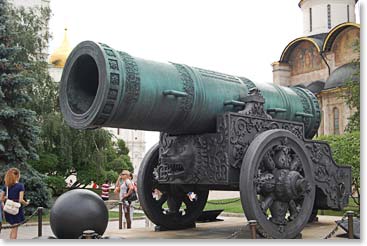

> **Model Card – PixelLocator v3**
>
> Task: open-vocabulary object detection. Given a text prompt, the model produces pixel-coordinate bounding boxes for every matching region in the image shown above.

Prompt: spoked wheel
[240,130,315,239]
[137,144,209,230]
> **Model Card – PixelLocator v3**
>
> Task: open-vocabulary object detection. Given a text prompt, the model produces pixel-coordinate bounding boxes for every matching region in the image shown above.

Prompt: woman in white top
[118,170,134,229]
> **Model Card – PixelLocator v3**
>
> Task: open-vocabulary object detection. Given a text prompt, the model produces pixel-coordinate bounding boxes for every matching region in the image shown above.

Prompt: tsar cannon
[60,41,351,239]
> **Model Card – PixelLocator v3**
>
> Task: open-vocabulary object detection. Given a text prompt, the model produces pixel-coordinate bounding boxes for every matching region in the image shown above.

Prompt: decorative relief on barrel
[292,87,312,136]
[93,44,121,125]
[104,49,116,57]
[301,88,321,138]
[98,43,111,49]
[195,67,241,84]
[239,77,257,90]
[118,51,141,105]
[110,73,119,85]
[171,63,194,112]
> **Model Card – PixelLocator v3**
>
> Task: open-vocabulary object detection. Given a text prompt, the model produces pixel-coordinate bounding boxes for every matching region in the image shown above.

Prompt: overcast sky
[47,0,361,152]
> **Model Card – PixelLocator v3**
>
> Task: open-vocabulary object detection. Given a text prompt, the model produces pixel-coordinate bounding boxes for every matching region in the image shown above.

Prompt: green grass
[109,211,145,219]
[317,198,359,216]
[204,198,243,213]
[203,197,359,217]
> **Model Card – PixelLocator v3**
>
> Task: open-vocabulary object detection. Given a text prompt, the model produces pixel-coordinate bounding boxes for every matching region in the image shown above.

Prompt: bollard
[249,220,257,239]
[37,207,43,237]
[347,211,354,239]
[82,230,96,239]
[119,202,123,230]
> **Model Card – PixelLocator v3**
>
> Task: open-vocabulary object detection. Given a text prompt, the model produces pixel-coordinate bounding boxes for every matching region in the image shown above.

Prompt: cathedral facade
[272,0,360,136]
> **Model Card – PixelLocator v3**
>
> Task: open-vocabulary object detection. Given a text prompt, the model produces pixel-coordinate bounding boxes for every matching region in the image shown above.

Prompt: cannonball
[50,189,108,239]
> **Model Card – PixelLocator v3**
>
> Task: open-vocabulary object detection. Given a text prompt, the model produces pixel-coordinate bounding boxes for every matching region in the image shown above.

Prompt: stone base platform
[105,216,350,240]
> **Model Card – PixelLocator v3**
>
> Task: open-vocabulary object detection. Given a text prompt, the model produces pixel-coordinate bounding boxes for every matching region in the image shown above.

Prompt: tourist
[114,173,123,194]
[128,173,137,225]
[119,170,134,229]
[101,180,110,201]
[1,168,29,239]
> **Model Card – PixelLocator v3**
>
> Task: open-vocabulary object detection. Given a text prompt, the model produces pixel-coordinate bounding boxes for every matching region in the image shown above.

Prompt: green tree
[117,139,130,156]
[106,155,134,174]
[316,131,360,207]
[0,0,51,212]
[343,40,360,132]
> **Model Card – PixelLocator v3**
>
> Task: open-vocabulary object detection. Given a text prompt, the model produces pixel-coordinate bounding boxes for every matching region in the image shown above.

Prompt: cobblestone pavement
[0,219,147,240]
[0,215,350,240]
[208,191,240,200]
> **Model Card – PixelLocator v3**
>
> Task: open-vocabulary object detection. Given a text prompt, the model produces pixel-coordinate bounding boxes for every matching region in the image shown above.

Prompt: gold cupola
[49,28,71,68]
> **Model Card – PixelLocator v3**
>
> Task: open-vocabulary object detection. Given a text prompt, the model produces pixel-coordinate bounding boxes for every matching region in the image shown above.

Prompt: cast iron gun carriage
[60,41,351,238]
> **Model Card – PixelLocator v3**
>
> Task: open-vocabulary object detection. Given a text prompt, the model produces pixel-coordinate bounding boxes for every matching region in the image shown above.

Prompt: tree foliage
[316,131,360,207]
[32,112,134,188]
[0,0,51,212]
[316,131,360,180]
[343,40,360,132]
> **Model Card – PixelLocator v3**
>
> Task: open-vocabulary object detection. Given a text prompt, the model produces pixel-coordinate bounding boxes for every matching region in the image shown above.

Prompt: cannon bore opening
[67,54,99,114]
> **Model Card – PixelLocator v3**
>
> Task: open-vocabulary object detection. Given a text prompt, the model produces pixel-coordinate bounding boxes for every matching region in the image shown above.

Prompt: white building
[299,0,357,36]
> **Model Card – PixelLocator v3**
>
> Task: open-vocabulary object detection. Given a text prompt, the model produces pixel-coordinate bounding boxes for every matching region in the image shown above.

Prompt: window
[347,5,350,22]
[309,8,313,32]
[327,5,331,29]
[117,128,120,135]
[333,107,340,135]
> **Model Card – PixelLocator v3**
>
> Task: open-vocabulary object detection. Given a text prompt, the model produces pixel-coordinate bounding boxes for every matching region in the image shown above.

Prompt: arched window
[333,107,340,135]
[309,8,313,32]
[327,4,331,29]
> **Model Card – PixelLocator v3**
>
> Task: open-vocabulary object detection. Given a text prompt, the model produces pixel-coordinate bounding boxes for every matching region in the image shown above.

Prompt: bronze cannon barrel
[60,41,320,138]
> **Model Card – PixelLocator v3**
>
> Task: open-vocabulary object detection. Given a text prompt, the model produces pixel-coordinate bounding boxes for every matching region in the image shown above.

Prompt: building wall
[106,128,146,175]
[331,27,359,67]
[273,24,359,136]
[300,0,356,35]
[48,65,63,82]
[318,88,352,135]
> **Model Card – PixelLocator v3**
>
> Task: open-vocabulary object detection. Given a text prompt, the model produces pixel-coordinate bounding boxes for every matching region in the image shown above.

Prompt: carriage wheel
[240,129,315,239]
[137,144,209,230]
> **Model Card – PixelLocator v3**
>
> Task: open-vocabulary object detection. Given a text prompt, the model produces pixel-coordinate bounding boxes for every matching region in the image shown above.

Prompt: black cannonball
[50,189,108,239]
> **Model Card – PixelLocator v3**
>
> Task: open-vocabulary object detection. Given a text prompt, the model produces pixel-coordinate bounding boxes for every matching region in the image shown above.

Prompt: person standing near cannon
[118,170,134,229]
[1,168,30,239]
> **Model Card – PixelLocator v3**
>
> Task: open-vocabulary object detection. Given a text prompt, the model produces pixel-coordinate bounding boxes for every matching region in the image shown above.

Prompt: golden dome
[49,28,71,68]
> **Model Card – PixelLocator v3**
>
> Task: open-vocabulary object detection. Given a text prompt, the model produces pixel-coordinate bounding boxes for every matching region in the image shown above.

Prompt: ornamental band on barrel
[59,41,351,239]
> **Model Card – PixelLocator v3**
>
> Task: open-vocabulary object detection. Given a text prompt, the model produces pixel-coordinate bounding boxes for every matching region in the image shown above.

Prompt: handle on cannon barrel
[266,108,287,113]
[223,100,246,107]
[295,112,314,118]
[162,90,188,97]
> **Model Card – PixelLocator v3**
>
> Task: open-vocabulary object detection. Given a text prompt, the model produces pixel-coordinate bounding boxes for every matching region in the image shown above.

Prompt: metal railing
[0,207,43,237]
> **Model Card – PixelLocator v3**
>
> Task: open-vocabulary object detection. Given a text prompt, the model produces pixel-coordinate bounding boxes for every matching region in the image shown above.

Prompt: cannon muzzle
[60,41,320,138]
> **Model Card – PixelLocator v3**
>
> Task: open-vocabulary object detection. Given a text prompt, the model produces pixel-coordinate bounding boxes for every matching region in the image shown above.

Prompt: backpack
[124,181,138,202]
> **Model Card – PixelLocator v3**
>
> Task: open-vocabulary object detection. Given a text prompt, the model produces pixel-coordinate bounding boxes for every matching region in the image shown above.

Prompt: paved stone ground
[208,191,240,200]
[0,215,352,240]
